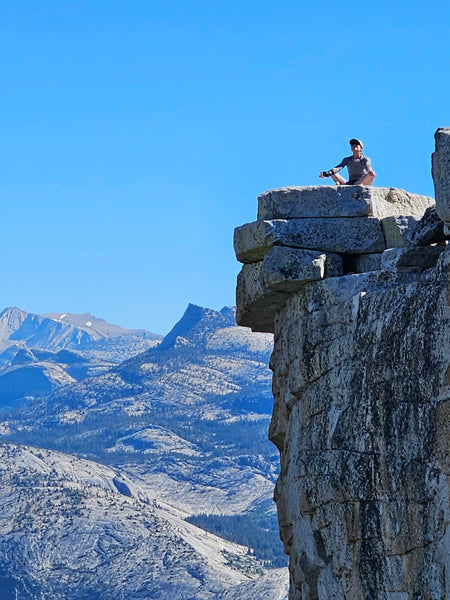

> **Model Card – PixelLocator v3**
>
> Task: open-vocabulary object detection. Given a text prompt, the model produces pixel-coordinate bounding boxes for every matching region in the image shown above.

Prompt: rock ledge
[234,185,436,332]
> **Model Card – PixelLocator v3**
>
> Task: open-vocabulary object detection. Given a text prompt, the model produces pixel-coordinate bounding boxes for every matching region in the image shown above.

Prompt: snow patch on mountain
[0,306,162,357]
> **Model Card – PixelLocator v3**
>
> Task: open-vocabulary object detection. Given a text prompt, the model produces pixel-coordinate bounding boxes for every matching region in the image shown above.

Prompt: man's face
[351,143,362,156]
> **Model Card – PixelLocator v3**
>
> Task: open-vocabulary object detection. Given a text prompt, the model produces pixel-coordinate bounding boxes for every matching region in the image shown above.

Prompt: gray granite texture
[257,185,434,220]
[432,127,450,230]
[234,185,437,333]
[270,252,449,599]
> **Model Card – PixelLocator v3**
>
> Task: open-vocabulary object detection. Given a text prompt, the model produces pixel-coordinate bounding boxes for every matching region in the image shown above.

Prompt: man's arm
[319,157,347,179]
[364,156,376,176]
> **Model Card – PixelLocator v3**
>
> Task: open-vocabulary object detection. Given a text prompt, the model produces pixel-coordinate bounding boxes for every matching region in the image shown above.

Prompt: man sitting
[319,138,376,186]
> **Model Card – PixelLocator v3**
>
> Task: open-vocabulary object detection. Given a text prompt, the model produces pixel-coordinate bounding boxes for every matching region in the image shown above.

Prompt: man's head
[349,138,363,149]
[349,138,363,158]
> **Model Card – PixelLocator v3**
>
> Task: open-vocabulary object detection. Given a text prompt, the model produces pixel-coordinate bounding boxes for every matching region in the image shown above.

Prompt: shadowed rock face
[234,138,450,599]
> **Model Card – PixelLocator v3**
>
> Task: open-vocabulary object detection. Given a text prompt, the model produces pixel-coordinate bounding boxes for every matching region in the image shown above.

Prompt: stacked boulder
[234,185,437,332]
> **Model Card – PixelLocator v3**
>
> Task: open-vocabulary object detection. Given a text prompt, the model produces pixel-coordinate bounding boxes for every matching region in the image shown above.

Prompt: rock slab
[235,217,386,263]
[258,185,434,220]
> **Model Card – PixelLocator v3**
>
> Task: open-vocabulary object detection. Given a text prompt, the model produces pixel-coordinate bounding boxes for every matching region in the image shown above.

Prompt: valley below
[0,304,288,599]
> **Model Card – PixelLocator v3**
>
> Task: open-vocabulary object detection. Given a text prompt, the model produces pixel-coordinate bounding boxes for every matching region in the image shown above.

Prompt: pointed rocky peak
[0,307,28,321]
[158,304,236,350]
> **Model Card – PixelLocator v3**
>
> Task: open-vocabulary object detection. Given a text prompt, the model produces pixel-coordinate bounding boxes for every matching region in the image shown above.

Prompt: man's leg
[357,173,376,186]
[330,173,347,185]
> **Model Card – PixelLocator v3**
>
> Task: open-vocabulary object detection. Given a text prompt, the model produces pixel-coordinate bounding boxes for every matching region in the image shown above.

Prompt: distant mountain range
[0,307,162,408]
[0,304,288,599]
[0,306,161,356]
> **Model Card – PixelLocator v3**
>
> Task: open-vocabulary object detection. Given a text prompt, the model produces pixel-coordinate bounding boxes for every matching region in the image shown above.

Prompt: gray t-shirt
[330,154,373,182]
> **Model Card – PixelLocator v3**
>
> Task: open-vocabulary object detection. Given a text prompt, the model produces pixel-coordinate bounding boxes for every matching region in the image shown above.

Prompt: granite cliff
[234,129,450,599]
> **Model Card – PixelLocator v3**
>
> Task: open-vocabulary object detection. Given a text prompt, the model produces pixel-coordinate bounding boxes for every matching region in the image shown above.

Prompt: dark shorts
[345,179,359,185]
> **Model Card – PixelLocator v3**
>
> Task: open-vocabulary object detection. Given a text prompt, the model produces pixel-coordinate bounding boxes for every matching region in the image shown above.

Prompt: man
[319,138,376,186]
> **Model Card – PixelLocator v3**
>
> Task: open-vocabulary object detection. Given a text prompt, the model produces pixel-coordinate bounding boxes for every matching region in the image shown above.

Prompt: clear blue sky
[0,1,449,334]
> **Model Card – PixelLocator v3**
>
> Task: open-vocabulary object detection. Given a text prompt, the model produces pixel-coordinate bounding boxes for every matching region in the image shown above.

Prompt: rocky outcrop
[235,186,435,333]
[432,127,450,233]
[234,138,450,599]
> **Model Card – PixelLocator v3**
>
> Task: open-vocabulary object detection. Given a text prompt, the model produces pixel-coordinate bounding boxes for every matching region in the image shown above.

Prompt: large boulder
[406,205,447,246]
[236,248,343,332]
[234,217,386,262]
[257,186,434,220]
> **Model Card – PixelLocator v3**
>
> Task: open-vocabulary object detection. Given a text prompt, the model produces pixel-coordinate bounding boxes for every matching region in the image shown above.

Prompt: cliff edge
[234,129,450,599]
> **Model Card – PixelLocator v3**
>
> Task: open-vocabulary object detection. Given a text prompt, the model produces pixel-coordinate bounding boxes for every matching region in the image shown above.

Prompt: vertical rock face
[432,127,450,231]
[270,262,449,599]
[234,157,450,598]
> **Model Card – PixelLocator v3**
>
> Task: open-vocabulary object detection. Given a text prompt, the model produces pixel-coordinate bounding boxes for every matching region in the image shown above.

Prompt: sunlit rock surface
[235,186,435,334]
[433,127,450,231]
[269,254,449,598]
